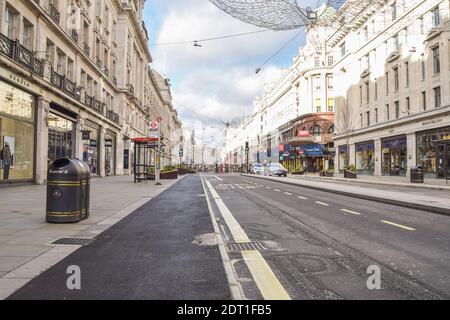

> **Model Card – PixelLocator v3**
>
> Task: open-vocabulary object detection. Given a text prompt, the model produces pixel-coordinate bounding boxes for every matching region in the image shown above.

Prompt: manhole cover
[51,238,94,246]
[227,241,273,253]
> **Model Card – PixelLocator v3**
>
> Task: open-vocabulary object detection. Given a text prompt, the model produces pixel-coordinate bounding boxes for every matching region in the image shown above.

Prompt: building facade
[224,17,336,173]
[0,0,181,185]
[331,0,450,179]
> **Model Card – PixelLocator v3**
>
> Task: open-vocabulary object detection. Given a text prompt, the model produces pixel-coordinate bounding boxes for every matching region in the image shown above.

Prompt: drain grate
[227,241,271,253]
[51,238,94,246]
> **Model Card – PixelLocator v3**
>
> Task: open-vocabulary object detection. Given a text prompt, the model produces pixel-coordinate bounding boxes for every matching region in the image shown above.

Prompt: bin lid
[48,158,85,178]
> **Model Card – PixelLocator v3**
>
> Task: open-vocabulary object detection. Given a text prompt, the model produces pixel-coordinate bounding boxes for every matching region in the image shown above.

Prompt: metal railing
[49,4,60,24]
[83,42,90,56]
[71,30,79,43]
[0,33,14,58]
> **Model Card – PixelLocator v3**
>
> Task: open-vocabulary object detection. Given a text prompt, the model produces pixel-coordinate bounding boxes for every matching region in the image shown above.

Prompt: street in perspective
[1,0,450,307]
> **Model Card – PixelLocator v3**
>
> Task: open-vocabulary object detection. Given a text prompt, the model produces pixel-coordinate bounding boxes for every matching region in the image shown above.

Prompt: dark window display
[416,127,450,177]
[105,131,116,176]
[48,112,75,164]
[382,135,407,176]
[82,123,99,174]
[355,141,374,175]
[0,81,35,182]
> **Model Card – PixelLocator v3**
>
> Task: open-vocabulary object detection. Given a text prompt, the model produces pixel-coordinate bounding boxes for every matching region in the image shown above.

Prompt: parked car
[251,163,264,175]
[264,163,288,177]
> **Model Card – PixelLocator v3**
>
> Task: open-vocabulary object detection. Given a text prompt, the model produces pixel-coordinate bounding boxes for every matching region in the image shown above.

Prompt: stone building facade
[0,0,181,185]
[331,0,450,179]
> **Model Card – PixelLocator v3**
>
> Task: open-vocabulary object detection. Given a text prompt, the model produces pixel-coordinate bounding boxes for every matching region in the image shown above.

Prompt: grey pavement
[0,175,182,299]
[204,174,450,299]
[8,175,230,300]
[243,174,450,215]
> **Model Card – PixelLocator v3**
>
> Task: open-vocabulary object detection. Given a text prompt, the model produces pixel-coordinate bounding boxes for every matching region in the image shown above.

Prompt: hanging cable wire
[149,29,272,46]
[256,29,305,73]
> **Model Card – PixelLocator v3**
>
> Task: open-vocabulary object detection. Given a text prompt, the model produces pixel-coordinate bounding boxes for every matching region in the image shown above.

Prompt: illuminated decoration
[208,0,377,30]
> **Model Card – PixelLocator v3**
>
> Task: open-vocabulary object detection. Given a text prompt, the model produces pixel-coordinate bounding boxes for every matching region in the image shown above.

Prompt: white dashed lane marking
[284,192,293,196]
[297,196,308,200]
[315,201,329,206]
[381,220,416,231]
[341,209,361,216]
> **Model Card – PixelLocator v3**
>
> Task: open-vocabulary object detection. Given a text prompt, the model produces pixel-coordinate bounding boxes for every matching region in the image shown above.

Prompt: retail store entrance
[436,140,450,182]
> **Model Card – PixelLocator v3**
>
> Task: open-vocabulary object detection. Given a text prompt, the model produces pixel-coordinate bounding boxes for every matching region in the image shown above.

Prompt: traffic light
[245,141,249,153]
[179,147,183,158]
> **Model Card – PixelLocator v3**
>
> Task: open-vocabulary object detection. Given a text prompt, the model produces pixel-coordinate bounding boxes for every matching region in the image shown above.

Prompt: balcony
[103,67,109,77]
[48,4,60,24]
[113,76,118,86]
[50,69,64,89]
[83,42,90,56]
[71,30,79,43]
[0,33,15,58]
[106,110,120,124]
[92,99,104,114]
[96,57,102,67]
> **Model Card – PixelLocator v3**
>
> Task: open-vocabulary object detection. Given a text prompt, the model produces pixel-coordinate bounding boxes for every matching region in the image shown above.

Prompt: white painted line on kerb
[341,209,361,216]
[204,179,291,300]
[284,192,293,196]
[214,176,223,181]
[381,220,416,231]
[297,196,308,200]
[315,201,329,206]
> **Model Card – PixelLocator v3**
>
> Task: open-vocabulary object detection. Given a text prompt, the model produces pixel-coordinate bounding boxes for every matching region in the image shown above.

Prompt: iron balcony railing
[0,33,15,58]
[49,4,60,24]
[83,42,90,56]
[106,109,120,124]
[71,30,79,43]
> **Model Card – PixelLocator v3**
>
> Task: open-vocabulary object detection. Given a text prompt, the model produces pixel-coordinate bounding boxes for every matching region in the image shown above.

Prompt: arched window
[310,125,323,136]
[328,125,335,134]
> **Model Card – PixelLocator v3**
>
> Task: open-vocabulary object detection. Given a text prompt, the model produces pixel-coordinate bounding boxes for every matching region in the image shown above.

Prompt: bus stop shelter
[131,137,165,183]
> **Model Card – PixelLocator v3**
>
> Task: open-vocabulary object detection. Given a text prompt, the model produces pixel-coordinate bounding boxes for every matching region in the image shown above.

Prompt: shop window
[0,81,35,182]
[417,127,450,176]
[356,142,375,175]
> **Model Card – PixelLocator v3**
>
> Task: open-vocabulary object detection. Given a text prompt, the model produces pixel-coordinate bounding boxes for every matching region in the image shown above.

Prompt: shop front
[416,126,450,178]
[355,141,375,175]
[381,135,407,176]
[301,144,324,173]
[82,121,100,175]
[0,80,35,184]
[47,108,76,165]
[104,130,116,176]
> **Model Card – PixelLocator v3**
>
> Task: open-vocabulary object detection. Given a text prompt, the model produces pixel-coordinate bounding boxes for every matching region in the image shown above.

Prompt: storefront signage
[422,119,442,126]
[302,144,324,156]
[443,135,450,141]
[298,131,310,137]
[279,144,285,152]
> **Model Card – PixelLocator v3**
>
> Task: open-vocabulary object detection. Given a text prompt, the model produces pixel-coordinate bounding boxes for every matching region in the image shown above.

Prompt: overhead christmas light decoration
[208,0,378,30]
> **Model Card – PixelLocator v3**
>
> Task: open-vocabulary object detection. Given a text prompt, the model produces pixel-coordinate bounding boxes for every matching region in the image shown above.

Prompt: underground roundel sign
[150,121,158,130]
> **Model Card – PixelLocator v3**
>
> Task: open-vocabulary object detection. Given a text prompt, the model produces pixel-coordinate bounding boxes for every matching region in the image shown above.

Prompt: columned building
[0,0,181,185]
[331,0,450,179]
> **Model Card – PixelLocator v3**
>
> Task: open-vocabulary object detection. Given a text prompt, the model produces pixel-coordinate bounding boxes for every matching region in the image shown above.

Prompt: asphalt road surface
[8,173,450,300]
[202,173,450,300]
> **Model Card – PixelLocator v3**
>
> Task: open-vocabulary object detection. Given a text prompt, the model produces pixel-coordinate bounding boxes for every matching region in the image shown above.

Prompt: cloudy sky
[143,0,308,146]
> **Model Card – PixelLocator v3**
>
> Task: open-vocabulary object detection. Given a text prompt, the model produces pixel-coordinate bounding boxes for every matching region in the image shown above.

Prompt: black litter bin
[46,158,90,223]
[410,166,424,183]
